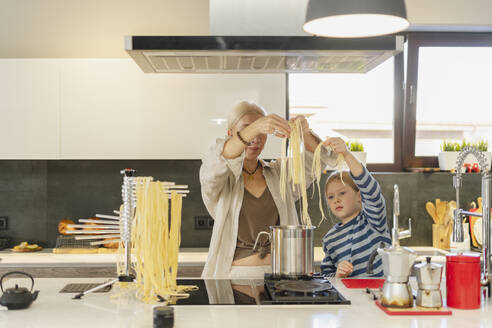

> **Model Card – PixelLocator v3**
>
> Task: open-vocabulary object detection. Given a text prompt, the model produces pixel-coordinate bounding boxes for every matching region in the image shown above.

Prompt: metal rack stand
[73,168,137,299]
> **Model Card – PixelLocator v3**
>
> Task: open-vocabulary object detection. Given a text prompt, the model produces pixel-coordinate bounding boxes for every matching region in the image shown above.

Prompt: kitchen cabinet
[0,59,285,159]
[0,60,60,159]
[59,60,285,159]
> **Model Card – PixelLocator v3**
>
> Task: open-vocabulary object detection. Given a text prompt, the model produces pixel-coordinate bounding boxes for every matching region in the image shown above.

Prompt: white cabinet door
[60,59,285,159]
[0,60,59,159]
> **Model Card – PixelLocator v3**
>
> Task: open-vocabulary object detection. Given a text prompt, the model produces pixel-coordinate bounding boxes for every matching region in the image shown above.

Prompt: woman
[200,101,337,278]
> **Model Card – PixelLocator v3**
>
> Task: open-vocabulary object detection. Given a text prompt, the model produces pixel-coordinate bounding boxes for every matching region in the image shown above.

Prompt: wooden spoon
[436,201,448,225]
[426,202,439,224]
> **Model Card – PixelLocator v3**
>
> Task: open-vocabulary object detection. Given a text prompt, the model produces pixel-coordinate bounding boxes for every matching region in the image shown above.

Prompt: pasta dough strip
[116,178,197,304]
[280,120,311,226]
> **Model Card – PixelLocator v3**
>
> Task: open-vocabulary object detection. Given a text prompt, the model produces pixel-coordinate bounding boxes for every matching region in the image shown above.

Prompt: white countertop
[0,248,211,267]
[0,248,326,267]
[0,277,490,328]
[0,247,450,268]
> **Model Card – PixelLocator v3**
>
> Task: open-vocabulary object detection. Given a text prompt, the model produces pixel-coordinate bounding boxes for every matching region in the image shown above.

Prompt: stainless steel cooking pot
[253,225,315,278]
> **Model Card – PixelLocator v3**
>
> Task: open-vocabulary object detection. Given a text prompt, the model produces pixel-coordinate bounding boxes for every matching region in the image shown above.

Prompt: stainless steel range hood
[125,35,404,74]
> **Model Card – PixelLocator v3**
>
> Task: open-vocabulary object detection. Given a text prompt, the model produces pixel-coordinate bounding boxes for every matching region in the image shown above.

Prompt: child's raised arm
[323,137,363,176]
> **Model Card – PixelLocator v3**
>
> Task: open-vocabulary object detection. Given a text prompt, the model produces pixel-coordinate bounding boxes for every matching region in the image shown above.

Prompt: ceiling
[1,0,492,58]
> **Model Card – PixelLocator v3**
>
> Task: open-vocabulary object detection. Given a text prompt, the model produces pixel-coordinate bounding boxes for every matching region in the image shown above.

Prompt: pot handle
[0,271,35,293]
[253,231,271,251]
[366,243,385,274]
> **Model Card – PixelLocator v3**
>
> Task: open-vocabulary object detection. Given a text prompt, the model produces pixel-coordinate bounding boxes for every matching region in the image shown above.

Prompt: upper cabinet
[0,60,60,159]
[0,59,285,159]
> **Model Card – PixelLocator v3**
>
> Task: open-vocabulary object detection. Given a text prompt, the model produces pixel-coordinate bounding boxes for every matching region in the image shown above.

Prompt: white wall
[0,59,286,159]
[3,0,492,59]
[0,0,209,58]
[210,0,492,35]
[407,0,492,27]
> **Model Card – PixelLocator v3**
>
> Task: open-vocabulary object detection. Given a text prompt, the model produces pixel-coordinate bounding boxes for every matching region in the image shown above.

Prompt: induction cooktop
[172,278,350,306]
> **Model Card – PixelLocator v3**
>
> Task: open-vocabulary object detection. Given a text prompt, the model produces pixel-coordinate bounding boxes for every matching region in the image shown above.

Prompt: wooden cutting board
[52,248,119,254]
[375,301,452,315]
[12,246,43,253]
[53,248,99,254]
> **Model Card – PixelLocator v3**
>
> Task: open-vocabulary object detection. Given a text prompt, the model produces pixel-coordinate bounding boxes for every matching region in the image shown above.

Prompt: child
[320,137,391,277]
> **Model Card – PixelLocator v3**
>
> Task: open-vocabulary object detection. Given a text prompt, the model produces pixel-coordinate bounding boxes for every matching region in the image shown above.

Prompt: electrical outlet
[194,215,214,230]
[0,216,8,230]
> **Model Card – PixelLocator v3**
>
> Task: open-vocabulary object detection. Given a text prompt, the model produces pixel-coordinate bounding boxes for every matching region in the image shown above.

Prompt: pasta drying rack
[70,168,189,299]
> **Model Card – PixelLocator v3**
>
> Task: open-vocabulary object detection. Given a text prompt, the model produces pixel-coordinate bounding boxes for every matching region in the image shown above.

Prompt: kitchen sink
[412,249,449,257]
[408,247,449,276]
[408,247,449,257]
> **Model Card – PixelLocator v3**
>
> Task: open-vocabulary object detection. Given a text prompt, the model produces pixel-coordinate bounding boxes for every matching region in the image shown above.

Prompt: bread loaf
[103,239,119,248]
[58,219,76,235]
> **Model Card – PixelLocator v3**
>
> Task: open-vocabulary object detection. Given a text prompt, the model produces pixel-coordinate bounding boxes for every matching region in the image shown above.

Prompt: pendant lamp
[303,0,409,38]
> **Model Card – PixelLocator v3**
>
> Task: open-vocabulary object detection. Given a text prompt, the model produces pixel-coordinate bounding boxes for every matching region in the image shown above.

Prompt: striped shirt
[321,167,391,277]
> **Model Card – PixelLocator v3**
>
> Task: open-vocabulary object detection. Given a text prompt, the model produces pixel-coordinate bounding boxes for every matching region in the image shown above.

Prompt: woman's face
[325,179,362,223]
[230,112,267,161]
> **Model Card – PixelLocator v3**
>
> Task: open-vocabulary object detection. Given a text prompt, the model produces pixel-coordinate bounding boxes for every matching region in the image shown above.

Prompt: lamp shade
[303,0,409,38]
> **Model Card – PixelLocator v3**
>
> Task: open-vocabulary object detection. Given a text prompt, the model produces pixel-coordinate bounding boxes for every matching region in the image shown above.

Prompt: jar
[445,253,481,309]
[153,306,174,328]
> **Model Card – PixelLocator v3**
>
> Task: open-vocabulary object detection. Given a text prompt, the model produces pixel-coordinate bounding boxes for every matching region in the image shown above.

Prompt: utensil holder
[432,224,451,249]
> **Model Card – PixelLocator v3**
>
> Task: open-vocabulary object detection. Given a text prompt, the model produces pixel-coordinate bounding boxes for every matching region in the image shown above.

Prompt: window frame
[403,32,492,169]
[286,51,405,172]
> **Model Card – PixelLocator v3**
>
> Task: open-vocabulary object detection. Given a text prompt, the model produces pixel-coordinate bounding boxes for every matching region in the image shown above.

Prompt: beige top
[199,137,337,278]
[234,186,279,261]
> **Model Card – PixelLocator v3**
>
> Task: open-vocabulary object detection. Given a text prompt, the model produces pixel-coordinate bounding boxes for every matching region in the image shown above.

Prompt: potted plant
[475,139,491,170]
[347,140,367,166]
[438,139,490,171]
[438,140,460,171]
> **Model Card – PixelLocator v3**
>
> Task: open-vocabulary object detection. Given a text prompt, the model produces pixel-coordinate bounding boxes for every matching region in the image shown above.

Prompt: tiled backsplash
[0,160,483,248]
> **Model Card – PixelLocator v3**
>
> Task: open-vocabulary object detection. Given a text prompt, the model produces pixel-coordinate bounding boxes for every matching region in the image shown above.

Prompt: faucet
[392,184,412,248]
[452,146,491,287]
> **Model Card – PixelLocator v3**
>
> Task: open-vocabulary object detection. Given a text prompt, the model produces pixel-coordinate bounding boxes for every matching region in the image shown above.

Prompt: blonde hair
[324,170,359,195]
[227,101,267,130]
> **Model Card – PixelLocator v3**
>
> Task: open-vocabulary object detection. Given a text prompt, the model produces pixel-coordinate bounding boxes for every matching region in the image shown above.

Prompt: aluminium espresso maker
[368,185,416,308]
[415,257,443,308]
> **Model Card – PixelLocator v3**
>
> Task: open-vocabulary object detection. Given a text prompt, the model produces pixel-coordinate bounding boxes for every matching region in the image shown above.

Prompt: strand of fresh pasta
[279,120,311,226]
[280,137,288,201]
[311,143,327,224]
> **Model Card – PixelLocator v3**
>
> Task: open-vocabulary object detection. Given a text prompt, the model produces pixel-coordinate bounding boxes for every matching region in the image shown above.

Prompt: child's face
[325,179,362,223]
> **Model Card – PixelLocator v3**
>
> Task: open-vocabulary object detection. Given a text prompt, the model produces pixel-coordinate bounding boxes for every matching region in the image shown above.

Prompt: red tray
[341,278,384,289]
[375,301,452,315]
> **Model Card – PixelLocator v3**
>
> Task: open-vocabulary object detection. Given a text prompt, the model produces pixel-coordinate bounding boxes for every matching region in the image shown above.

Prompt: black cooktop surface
[173,278,350,306]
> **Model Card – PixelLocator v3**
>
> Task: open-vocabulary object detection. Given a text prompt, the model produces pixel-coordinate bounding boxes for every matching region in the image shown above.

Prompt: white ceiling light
[303,0,409,38]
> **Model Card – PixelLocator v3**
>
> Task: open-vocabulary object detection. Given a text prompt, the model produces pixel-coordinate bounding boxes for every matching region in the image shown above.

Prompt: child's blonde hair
[324,170,359,195]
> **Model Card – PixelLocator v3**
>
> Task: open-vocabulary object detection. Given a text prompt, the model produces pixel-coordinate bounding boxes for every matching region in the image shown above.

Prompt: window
[288,54,404,171]
[404,33,492,168]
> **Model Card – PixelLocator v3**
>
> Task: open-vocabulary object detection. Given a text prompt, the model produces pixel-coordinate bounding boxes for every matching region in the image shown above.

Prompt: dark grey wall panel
[0,160,484,249]
[0,161,48,246]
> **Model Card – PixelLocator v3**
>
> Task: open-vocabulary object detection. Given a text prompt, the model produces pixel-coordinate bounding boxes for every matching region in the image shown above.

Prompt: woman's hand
[247,114,291,138]
[335,260,353,278]
[323,137,349,156]
[289,115,309,135]
[291,115,323,153]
